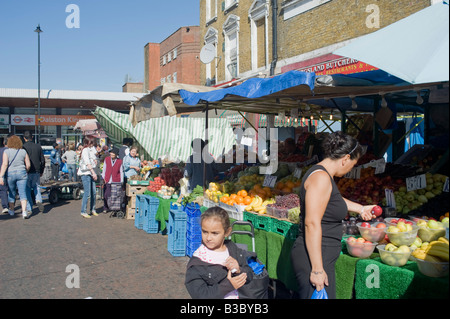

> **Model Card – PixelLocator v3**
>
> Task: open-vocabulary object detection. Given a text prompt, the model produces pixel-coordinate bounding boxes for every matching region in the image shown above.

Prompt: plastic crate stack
[134,195,160,234]
[185,202,202,257]
[167,203,187,257]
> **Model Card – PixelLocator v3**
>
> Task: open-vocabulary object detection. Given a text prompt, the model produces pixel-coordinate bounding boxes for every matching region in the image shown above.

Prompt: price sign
[385,189,396,209]
[293,167,303,179]
[374,158,386,175]
[406,174,426,192]
[443,177,449,193]
[241,136,253,147]
[263,175,277,188]
[344,166,361,179]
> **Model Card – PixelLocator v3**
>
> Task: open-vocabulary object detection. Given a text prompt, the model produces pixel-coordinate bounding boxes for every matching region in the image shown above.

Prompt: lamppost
[34,24,43,143]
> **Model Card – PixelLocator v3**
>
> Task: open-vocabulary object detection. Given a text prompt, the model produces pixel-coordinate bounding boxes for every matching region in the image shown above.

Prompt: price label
[385,189,396,209]
[263,175,277,188]
[293,167,303,179]
[374,158,386,175]
[443,177,449,193]
[344,166,361,179]
[241,136,253,147]
[406,174,426,192]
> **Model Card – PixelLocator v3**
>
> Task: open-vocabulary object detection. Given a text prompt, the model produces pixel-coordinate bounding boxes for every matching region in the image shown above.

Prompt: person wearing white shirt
[77,136,99,219]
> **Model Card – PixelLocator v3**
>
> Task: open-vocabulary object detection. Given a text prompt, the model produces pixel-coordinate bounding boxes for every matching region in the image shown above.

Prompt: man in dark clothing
[118,138,133,160]
[23,131,45,213]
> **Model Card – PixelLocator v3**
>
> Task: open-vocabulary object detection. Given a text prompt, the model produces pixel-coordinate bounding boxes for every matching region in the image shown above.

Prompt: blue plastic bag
[311,288,328,299]
[61,163,69,174]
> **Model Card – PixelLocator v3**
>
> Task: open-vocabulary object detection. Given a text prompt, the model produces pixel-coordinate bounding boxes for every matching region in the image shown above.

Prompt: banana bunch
[412,237,449,262]
[245,196,274,214]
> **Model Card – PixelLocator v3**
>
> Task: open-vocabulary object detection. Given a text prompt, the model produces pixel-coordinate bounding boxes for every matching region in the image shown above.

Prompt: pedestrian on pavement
[185,207,253,299]
[0,135,32,219]
[122,145,141,184]
[23,131,45,213]
[77,136,98,219]
[49,143,61,180]
[101,147,124,214]
[61,143,78,182]
[0,136,9,214]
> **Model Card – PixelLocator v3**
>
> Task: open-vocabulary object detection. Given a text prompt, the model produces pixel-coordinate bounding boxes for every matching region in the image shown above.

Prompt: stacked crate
[185,202,202,257]
[167,203,187,257]
[125,183,147,219]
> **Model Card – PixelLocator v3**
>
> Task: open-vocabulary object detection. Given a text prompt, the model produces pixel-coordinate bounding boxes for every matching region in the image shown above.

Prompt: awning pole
[203,102,209,191]
[237,110,258,132]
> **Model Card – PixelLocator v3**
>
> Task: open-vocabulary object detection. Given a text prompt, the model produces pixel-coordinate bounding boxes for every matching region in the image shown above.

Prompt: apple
[412,236,422,248]
[385,243,397,252]
[390,219,398,224]
[347,236,356,243]
[387,226,399,233]
[427,219,443,229]
[398,218,406,223]
[371,205,382,217]
[361,222,371,228]
[405,223,413,232]
[405,221,413,225]
[356,237,366,243]
[397,222,407,232]
[397,245,410,254]
[416,219,427,227]
[376,223,387,228]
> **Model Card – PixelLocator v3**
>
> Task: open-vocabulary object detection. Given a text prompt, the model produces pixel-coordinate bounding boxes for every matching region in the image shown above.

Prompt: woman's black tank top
[298,164,347,246]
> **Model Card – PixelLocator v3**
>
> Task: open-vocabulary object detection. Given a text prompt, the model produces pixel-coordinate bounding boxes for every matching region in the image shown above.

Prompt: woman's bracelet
[311,270,324,275]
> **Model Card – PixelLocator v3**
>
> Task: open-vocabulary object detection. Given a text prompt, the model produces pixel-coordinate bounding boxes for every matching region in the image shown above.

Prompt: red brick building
[144,26,201,92]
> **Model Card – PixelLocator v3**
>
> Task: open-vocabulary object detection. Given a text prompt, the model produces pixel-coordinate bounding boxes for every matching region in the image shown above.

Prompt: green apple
[412,236,422,248]
[427,220,443,230]
[417,195,428,203]
[385,243,397,252]
[417,219,427,227]
[425,191,435,199]
[397,221,407,232]
[405,223,413,232]
[387,226,399,233]
[397,245,410,253]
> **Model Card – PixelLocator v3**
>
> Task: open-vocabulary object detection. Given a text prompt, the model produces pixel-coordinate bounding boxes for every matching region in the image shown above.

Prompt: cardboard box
[128,195,136,208]
[126,184,146,196]
[126,207,135,220]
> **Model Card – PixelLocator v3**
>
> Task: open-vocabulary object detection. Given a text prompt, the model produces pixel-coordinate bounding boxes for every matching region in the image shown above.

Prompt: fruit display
[345,237,377,258]
[244,196,274,215]
[384,217,415,226]
[221,189,254,207]
[147,176,166,192]
[181,185,204,206]
[266,194,300,219]
[205,182,223,203]
[416,218,447,242]
[411,237,449,264]
[159,166,184,188]
[157,185,176,199]
[357,221,387,242]
[386,222,419,246]
[377,244,412,267]
[337,167,405,206]
[288,207,301,224]
[385,173,448,216]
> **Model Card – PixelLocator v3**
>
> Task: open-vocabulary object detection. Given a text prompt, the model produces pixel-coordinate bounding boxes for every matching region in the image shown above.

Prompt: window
[224,0,239,12]
[173,72,177,83]
[167,75,171,83]
[168,52,172,63]
[223,14,240,81]
[204,27,218,86]
[249,0,269,71]
[282,0,331,20]
[173,47,177,59]
[163,55,167,65]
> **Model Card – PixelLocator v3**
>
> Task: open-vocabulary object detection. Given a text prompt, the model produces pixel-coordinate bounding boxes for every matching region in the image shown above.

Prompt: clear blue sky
[0,0,199,92]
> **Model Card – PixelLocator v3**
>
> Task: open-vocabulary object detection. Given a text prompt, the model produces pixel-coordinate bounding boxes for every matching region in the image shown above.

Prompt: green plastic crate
[270,218,299,240]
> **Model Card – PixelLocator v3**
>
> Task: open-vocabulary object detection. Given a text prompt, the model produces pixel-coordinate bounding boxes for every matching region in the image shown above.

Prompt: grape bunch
[272,194,300,209]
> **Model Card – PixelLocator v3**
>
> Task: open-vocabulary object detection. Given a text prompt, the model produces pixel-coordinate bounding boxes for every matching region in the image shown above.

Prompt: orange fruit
[229,194,237,200]
[237,190,248,198]
[243,196,252,205]
[227,199,235,206]
[235,196,244,204]
[220,195,229,203]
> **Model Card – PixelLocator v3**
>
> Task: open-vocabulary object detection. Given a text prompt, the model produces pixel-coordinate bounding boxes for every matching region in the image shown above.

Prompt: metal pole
[35,25,43,143]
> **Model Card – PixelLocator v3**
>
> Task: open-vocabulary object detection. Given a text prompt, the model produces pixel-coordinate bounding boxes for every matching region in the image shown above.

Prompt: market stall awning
[94,106,235,162]
[129,83,218,127]
[333,2,449,85]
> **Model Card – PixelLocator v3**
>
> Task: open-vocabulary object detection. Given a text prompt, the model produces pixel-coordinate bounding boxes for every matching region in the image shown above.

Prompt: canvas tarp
[94,106,235,162]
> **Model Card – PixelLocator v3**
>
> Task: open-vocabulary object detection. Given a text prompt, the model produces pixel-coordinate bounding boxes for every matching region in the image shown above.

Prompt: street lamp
[34,24,43,143]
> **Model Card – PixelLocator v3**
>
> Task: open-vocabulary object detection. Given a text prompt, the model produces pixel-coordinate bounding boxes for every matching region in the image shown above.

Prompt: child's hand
[227,269,247,290]
[224,257,240,274]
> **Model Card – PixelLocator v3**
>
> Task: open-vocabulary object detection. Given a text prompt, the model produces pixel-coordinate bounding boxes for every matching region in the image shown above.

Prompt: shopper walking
[0,136,9,214]
[0,135,32,219]
[23,131,46,213]
[61,143,78,182]
[49,143,61,180]
[290,131,375,299]
[101,148,123,213]
[118,137,132,160]
[77,136,98,219]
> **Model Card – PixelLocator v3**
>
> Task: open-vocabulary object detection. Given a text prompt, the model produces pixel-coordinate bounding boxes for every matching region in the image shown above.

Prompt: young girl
[185,207,253,299]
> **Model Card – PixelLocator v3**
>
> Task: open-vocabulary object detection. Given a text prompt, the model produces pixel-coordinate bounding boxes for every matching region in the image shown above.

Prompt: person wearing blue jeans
[0,135,32,219]
[23,131,45,213]
[77,136,98,218]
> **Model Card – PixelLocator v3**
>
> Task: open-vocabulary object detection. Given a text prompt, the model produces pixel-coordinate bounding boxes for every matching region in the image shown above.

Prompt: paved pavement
[0,197,191,299]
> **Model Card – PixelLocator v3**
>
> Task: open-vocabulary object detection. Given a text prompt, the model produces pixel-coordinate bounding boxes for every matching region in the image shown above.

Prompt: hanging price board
[443,177,449,193]
[406,174,426,192]
[293,167,303,179]
[374,158,386,175]
[385,189,396,209]
[344,166,362,179]
[263,175,277,188]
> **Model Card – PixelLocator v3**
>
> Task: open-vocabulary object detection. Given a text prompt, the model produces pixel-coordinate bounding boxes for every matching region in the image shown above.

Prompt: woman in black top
[291,131,375,299]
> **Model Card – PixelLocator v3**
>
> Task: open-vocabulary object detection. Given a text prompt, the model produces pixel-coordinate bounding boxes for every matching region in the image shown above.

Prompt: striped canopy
[94,106,236,162]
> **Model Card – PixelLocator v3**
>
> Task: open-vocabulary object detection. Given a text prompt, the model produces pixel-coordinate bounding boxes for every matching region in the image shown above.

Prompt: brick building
[199,0,433,86]
[144,26,201,92]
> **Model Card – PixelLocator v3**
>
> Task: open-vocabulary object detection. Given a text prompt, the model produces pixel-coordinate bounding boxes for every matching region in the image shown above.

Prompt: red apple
[405,221,413,225]
[347,236,356,243]
[390,219,398,224]
[371,205,382,217]
[398,218,406,223]
[361,222,371,228]
[376,223,387,228]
